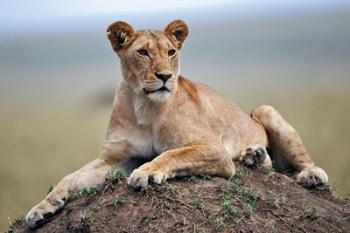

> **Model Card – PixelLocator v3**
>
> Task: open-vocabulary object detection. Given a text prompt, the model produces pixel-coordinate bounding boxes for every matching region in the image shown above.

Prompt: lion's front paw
[26,197,64,228]
[127,168,167,190]
[241,144,272,167]
[297,166,328,188]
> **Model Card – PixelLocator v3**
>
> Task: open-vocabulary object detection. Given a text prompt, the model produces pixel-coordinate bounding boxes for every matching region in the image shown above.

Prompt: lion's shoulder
[178,76,200,104]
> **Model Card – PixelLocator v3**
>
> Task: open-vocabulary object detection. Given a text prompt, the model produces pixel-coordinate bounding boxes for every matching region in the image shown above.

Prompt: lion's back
[194,81,268,155]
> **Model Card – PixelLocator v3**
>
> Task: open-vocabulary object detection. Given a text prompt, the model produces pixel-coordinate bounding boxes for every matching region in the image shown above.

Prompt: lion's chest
[150,124,175,156]
[130,122,183,159]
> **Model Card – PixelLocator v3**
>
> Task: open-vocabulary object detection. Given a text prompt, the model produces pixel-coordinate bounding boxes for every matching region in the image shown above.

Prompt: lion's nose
[155,73,172,83]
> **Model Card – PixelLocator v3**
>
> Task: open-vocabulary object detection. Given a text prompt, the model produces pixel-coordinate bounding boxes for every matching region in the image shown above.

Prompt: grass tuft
[213,217,226,230]
[7,214,24,233]
[236,166,248,178]
[262,164,274,174]
[217,178,259,228]
[224,178,240,198]
[81,186,101,197]
[162,182,177,195]
[240,188,258,207]
[195,228,206,233]
[106,168,125,185]
[240,188,258,217]
[113,196,125,206]
[266,198,280,209]
[185,174,212,183]
[242,203,254,217]
[223,200,240,219]
[304,204,320,220]
[7,227,15,233]
[47,184,54,194]
[193,197,204,211]
[139,213,157,225]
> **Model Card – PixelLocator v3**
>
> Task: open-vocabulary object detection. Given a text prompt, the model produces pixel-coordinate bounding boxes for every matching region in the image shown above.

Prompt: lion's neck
[129,84,176,126]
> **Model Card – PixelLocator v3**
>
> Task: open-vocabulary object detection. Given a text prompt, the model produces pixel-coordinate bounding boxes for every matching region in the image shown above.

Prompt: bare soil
[8,166,350,233]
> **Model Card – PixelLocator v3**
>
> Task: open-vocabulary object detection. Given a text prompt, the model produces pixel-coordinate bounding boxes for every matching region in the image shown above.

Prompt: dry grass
[0,102,109,230]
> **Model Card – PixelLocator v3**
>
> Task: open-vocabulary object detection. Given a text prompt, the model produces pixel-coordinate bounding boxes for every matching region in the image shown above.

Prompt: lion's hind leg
[251,105,328,187]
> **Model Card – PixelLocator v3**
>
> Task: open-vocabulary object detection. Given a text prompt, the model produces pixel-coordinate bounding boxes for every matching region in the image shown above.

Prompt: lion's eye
[168,49,176,56]
[137,49,148,56]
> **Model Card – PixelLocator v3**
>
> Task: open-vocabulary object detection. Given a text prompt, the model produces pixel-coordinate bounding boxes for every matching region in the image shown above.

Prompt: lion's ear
[107,21,135,53]
[164,20,189,49]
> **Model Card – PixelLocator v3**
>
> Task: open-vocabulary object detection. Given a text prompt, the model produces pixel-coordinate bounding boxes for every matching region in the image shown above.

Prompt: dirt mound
[8,166,350,233]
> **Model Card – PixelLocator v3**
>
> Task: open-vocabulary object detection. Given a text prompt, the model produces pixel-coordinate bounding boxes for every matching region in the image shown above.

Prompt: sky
[2,0,349,22]
[0,0,349,36]
[1,0,233,19]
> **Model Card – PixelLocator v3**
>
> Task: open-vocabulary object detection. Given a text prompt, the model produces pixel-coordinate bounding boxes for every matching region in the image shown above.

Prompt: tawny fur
[25,20,328,228]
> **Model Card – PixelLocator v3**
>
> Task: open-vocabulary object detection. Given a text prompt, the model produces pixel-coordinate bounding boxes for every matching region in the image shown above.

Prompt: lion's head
[107,20,189,102]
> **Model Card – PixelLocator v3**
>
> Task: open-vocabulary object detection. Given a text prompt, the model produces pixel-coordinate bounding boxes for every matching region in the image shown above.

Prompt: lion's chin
[147,90,171,103]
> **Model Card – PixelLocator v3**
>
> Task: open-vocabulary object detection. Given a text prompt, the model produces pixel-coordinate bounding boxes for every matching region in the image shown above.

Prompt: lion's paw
[127,168,166,190]
[26,198,64,228]
[241,144,272,167]
[297,166,328,188]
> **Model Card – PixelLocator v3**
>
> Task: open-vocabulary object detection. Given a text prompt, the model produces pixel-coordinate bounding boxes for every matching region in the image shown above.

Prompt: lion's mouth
[143,86,170,94]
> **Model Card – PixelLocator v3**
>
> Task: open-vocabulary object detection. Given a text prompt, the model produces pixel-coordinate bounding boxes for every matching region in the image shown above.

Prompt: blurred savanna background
[1,0,350,230]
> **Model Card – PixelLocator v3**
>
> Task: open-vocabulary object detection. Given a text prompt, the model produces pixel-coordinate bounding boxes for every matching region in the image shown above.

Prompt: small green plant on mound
[80,207,96,232]
[264,173,274,183]
[81,207,94,223]
[47,184,54,194]
[144,181,177,199]
[80,168,124,197]
[266,198,281,209]
[224,178,240,197]
[240,187,257,204]
[195,228,206,233]
[214,216,226,230]
[223,199,240,219]
[7,214,24,233]
[185,174,212,183]
[214,178,260,230]
[222,179,240,220]
[262,164,274,174]
[262,164,275,184]
[240,187,258,217]
[81,186,101,197]
[235,166,249,178]
[242,203,254,217]
[192,197,204,211]
[139,212,157,226]
[161,181,177,195]
[210,179,239,229]
[113,196,126,206]
[186,175,200,182]
[106,167,125,185]
[304,204,321,220]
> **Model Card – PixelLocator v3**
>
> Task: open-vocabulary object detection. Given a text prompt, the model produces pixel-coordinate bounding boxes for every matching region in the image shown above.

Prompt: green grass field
[1,84,349,230]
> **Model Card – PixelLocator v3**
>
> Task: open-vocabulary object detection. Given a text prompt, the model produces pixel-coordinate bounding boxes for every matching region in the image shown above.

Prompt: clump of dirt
[8,166,350,233]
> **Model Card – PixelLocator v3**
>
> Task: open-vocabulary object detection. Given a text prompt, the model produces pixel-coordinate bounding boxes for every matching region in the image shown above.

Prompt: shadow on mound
[9,166,350,233]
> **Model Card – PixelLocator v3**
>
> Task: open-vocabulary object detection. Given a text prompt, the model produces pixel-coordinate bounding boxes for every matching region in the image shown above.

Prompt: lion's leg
[127,144,236,190]
[26,141,130,228]
[251,105,328,187]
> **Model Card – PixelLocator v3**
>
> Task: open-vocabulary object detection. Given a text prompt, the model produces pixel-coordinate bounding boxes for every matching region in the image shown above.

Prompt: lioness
[26,20,328,228]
